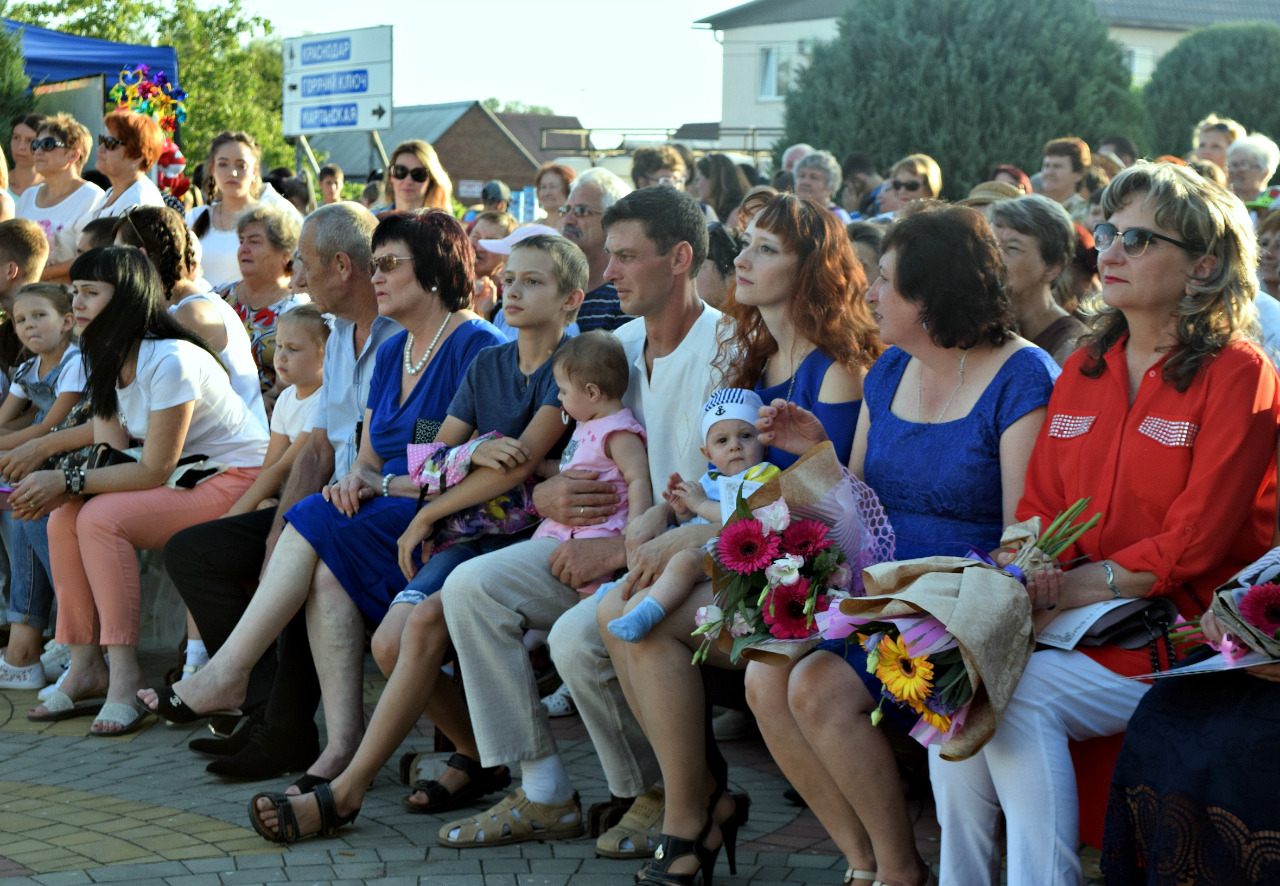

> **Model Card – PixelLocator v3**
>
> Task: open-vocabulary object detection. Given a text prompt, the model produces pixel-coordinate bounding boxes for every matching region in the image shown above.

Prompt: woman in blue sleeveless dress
[748,204,1059,886]
[601,193,883,886]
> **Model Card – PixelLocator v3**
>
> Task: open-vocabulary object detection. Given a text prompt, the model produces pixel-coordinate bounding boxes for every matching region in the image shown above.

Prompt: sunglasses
[98,134,125,150]
[1206,122,1232,134]
[558,204,604,217]
[1093,222,1192,257]
[371,254,414,273]
[890,179,923,192]
[390,164,429,183]
[32,136,68,152]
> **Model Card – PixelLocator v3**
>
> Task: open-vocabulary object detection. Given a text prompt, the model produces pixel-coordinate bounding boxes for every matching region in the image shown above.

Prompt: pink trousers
[50,467,258,647]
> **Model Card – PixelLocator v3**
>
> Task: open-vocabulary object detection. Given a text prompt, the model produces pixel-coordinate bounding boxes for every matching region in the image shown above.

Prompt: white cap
[700,388,765,442]
[479,223,560,255]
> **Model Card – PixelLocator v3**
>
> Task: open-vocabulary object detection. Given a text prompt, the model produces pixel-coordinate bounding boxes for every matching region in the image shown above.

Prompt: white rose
[752,499,791,533]
[765,553,805,587]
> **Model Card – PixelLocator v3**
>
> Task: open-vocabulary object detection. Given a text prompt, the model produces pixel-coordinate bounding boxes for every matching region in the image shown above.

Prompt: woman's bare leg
[138,526,320,713]
[789,652,931,886]
[747,655,877,881]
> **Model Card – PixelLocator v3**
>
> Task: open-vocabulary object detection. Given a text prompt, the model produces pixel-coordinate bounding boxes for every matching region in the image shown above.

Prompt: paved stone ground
[0,650,1104,885]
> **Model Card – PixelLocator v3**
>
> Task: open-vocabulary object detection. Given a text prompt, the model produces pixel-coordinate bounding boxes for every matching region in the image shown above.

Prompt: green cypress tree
[1143,24,1280,157]
[783,0,1144,199]
[0,5,34,147]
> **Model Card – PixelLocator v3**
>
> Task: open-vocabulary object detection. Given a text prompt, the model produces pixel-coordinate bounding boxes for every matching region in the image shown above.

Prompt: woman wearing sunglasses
[381,140,452,214]
[15,113,104,282]
[877,154,941,217]
[85,111,167,223]
[930,162,1280,886]
[186,131,300,289]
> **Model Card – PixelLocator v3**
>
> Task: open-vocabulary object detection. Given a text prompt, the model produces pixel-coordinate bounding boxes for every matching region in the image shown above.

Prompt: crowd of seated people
[3,111,1280,886]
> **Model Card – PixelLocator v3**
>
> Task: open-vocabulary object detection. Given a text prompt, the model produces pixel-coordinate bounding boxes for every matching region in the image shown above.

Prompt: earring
[561,409,570,425]
[921,318,929,331]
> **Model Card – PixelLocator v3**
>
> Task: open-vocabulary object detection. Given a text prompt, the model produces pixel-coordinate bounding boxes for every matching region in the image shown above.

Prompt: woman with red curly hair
[717,191,882,466]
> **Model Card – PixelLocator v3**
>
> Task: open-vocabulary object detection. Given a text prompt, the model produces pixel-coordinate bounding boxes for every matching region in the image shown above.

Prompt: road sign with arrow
[282,26,393,137]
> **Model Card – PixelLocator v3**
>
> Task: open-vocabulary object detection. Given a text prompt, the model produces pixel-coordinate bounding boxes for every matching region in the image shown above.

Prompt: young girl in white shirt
[0,283,82,450]
[224,304,326,516]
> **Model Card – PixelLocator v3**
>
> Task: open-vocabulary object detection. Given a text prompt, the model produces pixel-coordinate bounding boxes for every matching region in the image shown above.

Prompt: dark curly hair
[881,202,1015,349]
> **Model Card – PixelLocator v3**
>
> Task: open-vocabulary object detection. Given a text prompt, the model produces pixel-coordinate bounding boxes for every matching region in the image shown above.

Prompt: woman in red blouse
[931,162,1280,886]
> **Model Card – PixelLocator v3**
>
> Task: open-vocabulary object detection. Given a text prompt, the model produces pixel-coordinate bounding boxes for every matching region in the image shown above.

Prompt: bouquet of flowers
[818,501,1100,759]
[1211,547,1280,662]
[690,443,895,667]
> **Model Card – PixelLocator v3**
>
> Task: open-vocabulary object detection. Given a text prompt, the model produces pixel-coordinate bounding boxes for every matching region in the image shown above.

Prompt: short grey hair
[237,204,302,256]
[988,194,1076,272]
[795,150,842,196]
[783,143,814,167]
[573,167,632,212]
[303,202,377,275]
[1228,134,1280,181]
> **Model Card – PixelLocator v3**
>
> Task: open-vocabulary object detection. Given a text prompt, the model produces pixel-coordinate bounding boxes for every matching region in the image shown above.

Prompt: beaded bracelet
[382,473,393,497]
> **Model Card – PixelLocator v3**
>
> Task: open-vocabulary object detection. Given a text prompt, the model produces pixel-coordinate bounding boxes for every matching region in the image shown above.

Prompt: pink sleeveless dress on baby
[535,408,647,592]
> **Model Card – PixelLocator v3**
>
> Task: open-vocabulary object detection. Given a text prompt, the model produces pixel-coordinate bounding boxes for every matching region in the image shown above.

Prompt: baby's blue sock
[607,597,668,643]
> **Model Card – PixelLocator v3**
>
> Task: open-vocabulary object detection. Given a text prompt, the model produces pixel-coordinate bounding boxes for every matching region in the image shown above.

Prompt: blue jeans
[389,532,529,609]
[5,513,53,630]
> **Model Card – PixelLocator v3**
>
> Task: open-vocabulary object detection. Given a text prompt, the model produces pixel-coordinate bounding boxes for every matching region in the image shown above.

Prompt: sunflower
[874,634,934,704]
[909,697,953,734]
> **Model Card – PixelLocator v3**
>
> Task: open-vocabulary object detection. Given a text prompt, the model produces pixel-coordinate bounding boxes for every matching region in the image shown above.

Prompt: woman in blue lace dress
[747,203,1059,886]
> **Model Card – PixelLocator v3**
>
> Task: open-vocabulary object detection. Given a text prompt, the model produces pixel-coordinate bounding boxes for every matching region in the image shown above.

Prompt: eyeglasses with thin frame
[1093,222,1192,257]
[657,175,685,187]
[390,164,429,183]
[371,254,415,274]
[890,179,923,193]
[1227,161,1261,172]
[558,204,604,217]
[32,136,68,152]
[98,134,125,151]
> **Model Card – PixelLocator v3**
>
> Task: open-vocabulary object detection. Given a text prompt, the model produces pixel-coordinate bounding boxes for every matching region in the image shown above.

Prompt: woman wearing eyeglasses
[930,162,1280,886]
[85,111,167,223]
[186,131,300,289]
[382,140,452,214]
[876,154,941,218]
[16,113,104,282]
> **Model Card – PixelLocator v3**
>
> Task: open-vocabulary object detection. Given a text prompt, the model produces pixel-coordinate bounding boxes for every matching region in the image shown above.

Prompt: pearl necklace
[917,350,968,423]
[404,312,453,375]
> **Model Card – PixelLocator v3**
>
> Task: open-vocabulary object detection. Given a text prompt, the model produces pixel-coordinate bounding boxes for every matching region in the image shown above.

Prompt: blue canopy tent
[2,18,178,90]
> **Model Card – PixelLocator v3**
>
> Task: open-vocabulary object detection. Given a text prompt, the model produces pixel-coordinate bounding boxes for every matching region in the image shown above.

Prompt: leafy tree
[0,3,34,146]
[782,0,1145,199]
[9,0,292,169]
[1143,24,1280,157]
[483,96,555,115]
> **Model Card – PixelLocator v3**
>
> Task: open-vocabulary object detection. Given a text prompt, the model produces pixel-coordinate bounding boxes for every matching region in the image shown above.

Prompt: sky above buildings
[244,0,731,136]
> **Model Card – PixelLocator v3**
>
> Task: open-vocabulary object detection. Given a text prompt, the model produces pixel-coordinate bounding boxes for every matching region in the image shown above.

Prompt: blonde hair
[1193,114,1247,151]
[890,154,942,198]
[384,140,452,210]
[1083,161,1259,391]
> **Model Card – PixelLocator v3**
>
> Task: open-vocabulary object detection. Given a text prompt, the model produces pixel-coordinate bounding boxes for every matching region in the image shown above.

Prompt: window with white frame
[758,45,793,100]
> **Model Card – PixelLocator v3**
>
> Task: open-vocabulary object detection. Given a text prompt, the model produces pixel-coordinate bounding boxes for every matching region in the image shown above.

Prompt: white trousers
[929,649,1150,886]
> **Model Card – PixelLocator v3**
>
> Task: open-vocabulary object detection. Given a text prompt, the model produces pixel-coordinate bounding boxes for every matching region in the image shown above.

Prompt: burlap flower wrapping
[1211,548,1280,659]
[707,442,893,667]
[836,518,1040,761]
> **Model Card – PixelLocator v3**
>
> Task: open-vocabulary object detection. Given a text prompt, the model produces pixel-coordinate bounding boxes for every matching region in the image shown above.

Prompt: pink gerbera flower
[781,519,833,557]
[717,519,780,574]
[1240,582,1280,637]
[763,576,815,639]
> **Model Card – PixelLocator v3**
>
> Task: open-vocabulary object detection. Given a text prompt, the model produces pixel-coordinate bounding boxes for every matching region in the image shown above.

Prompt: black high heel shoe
[720,791,750,876]
[636,819,720,886]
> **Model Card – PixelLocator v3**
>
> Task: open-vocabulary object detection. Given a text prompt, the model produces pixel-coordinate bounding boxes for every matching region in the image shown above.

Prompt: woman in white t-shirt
[15,247,268,736]
[186,131,300,288]
[114,204,267,430]
[83,110,167,225]
[16,113,104,282]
